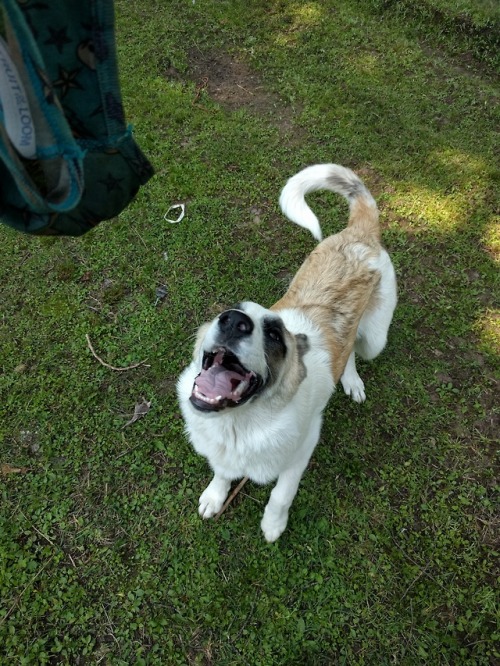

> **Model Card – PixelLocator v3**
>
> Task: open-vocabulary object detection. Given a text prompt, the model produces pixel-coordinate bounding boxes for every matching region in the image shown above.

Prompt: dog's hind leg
[340,295,394,403]
[356,250,397,362]
[342,251,397,402]
[198,474,231,519]
[340,351,366,403]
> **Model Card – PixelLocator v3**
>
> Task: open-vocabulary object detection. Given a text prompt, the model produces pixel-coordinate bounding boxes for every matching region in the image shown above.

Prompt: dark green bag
[0,0,153,236]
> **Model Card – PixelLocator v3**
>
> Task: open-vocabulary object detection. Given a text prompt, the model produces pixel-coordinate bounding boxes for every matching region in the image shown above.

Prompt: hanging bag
[0,0,153,236]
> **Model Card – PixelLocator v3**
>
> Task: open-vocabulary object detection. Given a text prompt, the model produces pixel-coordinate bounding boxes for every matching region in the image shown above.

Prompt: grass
[0,0,498,664]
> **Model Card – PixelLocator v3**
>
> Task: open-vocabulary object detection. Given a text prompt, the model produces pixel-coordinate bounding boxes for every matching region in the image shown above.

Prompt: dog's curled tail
[279,163,379,243]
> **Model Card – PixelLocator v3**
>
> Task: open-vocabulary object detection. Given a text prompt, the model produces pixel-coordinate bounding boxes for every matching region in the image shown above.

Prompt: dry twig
[192,76,209,109]
[0,556,54,626]
[85,334,148,372]
[215,477,249,519]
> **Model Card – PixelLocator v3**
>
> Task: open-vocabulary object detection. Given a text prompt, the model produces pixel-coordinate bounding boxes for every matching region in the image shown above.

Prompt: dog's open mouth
[190,349,261,412]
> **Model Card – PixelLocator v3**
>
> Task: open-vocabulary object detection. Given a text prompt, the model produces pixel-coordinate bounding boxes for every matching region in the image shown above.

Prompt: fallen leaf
[123,397,152,428]
[1,463,28,475]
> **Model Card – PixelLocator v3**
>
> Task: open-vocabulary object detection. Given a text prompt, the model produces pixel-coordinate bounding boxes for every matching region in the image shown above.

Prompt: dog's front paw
[341,374,366,403]
[198,486,226,519]
[261,511,288,543]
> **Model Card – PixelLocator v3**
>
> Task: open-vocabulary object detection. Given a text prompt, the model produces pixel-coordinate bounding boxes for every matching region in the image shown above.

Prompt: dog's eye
[267,328,282,344]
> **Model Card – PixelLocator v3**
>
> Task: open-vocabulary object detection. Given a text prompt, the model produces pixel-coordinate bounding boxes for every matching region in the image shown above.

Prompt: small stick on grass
[85,334,149,372]
[215,476,249,519]
[0,556,54,626]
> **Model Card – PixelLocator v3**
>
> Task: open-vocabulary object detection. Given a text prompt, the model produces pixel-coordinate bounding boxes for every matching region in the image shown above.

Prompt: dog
[177,164,397,542]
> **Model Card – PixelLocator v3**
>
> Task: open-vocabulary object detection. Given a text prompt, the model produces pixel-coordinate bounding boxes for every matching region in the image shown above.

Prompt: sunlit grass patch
[475,309,500,354]
[273,2,325,47]
[482,215,500,262]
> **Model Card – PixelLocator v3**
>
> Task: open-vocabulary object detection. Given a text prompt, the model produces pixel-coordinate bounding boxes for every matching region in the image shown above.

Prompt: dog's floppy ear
[294,333,309,384]
[295,333,309,359]
[193,323,210,360]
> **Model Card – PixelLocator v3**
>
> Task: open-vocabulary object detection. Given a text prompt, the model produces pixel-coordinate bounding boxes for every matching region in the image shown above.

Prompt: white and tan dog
[177,164,397,542]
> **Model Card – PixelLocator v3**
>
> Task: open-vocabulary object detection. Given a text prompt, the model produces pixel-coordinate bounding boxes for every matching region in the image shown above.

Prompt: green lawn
[1,1,498,664]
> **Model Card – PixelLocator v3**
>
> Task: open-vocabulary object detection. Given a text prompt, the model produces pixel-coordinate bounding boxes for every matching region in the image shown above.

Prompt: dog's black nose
[218,310,254,339]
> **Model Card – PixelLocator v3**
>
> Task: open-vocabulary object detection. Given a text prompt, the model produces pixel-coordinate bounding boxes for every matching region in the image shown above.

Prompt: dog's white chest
[177,314,334,486]
[181,403,304,484]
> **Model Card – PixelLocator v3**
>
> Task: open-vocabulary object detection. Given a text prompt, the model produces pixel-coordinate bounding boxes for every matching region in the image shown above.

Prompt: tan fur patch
[271,210,383,383]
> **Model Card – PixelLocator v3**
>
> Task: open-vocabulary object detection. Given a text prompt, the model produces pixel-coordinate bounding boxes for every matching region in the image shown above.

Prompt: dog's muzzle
[190,347,263,413]
[189,310,265,412]
[217,309,254,341]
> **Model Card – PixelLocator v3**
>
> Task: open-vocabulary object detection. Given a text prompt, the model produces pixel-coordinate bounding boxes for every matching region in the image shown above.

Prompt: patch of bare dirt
[189,49,273,112]
[165,49,303,140]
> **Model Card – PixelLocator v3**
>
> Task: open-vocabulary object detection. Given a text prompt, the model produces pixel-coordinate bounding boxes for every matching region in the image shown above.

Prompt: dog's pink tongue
[195,365,245,400]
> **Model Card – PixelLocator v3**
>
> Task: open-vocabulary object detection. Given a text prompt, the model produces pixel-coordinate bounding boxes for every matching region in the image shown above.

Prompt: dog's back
[272,164,395,383]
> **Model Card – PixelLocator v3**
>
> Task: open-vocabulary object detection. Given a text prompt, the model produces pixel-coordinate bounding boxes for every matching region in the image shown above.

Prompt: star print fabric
[0,0,154,236]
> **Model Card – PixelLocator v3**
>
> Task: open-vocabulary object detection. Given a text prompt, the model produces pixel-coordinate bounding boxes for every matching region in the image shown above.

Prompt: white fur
[341,249,397,402]
[279,163,377,242]
[177,164,397,542]
[177,308,334,542]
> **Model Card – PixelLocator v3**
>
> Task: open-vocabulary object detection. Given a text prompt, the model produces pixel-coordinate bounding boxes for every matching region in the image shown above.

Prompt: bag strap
[0,0,85,214]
